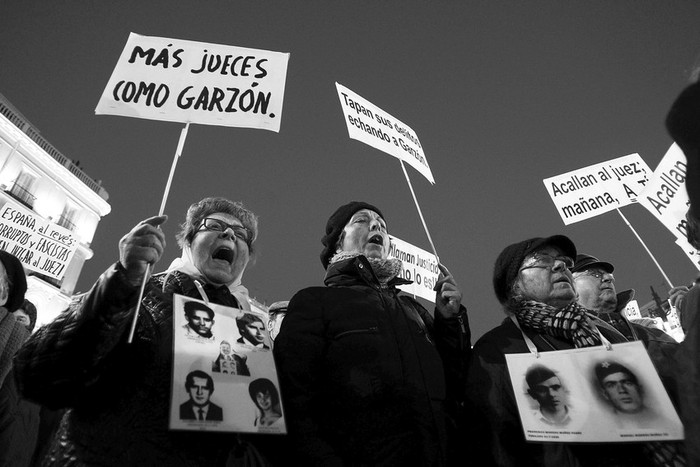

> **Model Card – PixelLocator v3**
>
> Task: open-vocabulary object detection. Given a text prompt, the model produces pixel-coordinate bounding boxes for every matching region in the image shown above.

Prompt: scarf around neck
[163,246,251,310]
[513,300,601,348]
[329,251,402,286]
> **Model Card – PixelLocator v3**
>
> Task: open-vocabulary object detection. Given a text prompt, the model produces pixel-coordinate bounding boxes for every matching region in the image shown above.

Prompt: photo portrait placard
[505,341,682,443]
[170,294,286,434]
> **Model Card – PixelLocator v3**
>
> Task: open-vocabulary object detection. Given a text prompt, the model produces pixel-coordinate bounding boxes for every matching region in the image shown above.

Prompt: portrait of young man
[525,364,572,427]
[236,312,269,349]
[183,300,216,340]
[179,370,223,422]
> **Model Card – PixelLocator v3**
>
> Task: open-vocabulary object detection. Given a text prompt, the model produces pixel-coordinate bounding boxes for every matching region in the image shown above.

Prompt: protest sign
[0,198,78,280]
[388,235,439,303]
[506,341,683,442]
[335,83,435,184]
[171,295,285,434]
[543,154,651,225]
[638,144,690,241]
[622,299,641,320]
[96,33,290,132]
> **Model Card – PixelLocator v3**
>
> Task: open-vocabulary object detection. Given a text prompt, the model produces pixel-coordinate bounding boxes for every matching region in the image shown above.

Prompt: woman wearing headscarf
[274,201,470,466]
[466,235,682,466]
[14,197,270,466]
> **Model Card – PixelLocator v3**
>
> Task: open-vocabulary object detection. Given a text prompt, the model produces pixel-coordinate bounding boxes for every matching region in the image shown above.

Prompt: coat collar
[324,255,411,289]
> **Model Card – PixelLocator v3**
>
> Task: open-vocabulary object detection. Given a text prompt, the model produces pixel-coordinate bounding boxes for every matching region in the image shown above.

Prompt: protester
[0,251,37,467]
[14,197,271,466]
[265,300,288,344]
[666,74,700,467]
[571,254,679,393]
[274,201,470,466]
[467,235,682,466]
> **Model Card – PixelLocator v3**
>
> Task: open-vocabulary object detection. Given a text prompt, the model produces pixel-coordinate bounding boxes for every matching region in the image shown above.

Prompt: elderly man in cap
[467,235,683,466]
[571,254,679,390]
[274,201,470,466]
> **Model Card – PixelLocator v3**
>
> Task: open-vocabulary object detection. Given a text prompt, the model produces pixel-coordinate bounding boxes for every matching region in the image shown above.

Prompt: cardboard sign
[388,235,439,303]
[506,341,683,442]
[96,33,290,132]
[543,154,651,225]
[335,83,435,184]
[0,199,78,280]
[171,295,286,434]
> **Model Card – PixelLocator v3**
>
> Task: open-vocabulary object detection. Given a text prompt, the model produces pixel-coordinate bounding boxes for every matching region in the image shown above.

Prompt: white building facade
[0,93,110,327]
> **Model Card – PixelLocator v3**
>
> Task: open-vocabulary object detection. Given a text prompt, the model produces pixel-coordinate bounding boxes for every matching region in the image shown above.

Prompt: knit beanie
[0,250,27,313]
[492,235,576,304]
[320,201,384,269]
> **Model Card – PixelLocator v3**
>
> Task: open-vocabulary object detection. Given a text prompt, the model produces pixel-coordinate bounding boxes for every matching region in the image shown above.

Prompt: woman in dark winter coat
[14,197,270,466]
[466,235,683,467]
[274,201,470,466]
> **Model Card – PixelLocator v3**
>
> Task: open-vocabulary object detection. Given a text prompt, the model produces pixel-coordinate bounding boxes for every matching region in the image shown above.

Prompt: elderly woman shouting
[274,201,471,466]
[466,235,681,467]
[14,198,269,466]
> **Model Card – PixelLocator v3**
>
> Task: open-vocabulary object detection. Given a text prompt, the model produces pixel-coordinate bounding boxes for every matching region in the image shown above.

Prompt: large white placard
[543,154,651,225]
[96,33,290,132]
[506,341,682,443]
[0,199,78,280]
[388,235,439,303]
[171,295,286,434]
[636,144,700,270]
[335,83,435,184]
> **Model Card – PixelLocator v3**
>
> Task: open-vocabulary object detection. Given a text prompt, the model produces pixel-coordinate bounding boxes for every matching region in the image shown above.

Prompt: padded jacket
[274,255,470,466]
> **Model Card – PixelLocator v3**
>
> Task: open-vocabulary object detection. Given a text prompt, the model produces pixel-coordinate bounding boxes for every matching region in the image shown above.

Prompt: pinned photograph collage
[169,294,286,434]
[505,341,683,443]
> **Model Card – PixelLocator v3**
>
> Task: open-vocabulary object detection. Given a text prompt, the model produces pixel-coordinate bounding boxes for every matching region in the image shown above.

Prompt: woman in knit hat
[274,201,470,466]
[466,235,682,466]
[14,197,272,466]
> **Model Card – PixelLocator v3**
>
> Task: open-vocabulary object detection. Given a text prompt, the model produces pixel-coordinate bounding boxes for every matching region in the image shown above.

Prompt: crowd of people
[0,81,697,467]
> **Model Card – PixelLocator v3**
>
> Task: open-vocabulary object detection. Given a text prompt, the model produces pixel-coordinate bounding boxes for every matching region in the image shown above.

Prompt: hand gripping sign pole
[96,33,289,343]
[127,123,190,343]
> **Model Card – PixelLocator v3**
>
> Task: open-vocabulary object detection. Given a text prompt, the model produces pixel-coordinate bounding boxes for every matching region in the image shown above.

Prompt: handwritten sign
[388,235,439,302]
[96,33,290,132]
[0,199,78,280]
[335,83,435,184]
[543,154,651,225]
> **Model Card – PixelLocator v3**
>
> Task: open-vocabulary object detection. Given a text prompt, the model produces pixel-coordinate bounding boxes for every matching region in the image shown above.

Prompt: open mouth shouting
[367,233,385,246]
[212,246,234,264]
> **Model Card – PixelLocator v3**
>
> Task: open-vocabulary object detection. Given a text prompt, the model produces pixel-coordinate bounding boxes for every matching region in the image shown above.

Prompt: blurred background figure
[266,301,288,344]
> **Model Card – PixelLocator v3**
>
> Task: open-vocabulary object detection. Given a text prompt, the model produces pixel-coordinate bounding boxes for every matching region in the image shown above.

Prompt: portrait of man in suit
[180,370,223,421]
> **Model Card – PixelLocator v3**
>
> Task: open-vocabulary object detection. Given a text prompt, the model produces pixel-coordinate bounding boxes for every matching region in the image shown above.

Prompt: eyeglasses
[197,218,250,243]
[579,269,615,282]
[519,253,574,272]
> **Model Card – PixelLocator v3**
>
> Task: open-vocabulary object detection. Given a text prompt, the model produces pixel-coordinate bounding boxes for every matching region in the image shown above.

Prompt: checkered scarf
[513,300,601,348]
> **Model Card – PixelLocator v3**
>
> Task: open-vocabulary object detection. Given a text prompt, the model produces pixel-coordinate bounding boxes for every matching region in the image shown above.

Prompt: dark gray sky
[2,1,700,339]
